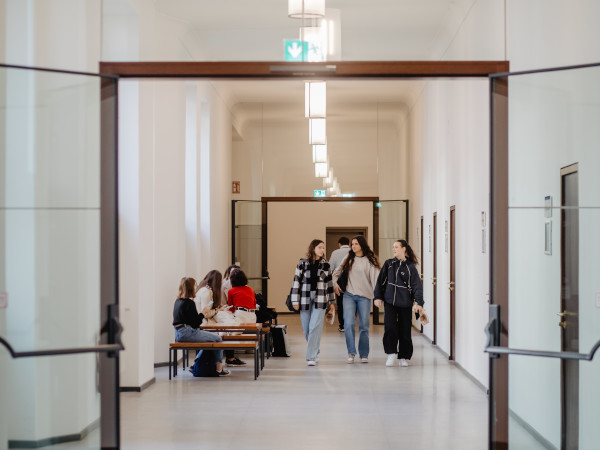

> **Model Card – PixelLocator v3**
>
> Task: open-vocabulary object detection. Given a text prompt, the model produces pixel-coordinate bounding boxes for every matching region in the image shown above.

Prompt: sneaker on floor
[338,326,344,332]
[346,355,355,364]
[307,360,317,366]
[385,354,396,367]
[217,369,231,377]
[226,357,247,366]
[360,358,368,363]
[399,358,409,367]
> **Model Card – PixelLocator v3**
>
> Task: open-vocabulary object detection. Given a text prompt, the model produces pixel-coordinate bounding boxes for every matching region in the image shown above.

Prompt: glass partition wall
[489,63,600,449]
[0,65,119,448]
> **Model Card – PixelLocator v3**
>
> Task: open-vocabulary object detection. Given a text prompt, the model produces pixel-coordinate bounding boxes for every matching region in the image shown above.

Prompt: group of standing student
[291,236,424,367]
[172,265,260,376]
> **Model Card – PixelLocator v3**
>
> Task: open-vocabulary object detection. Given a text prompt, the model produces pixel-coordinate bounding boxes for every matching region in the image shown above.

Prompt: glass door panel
[0,65,119,449]
[489,63,600,449]
[232,200,264,295]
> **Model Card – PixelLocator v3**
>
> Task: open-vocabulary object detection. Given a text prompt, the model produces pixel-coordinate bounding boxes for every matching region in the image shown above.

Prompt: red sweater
[227,286,256,310]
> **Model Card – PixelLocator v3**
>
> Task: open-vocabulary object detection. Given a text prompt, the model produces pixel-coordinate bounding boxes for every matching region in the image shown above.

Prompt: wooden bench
[169,340,260,380]
[200,323,270,369]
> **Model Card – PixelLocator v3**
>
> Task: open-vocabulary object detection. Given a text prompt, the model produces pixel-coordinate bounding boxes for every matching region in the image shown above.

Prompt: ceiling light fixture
[315,162,328,178]
[288,0,325,19]
[309,118,326,145]
[312,144,328,163]
[305,81,326,118]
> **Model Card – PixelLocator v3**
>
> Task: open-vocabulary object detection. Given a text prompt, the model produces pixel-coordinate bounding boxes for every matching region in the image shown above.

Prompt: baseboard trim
[453,361,488,394]
[120,377,156,393]
[509,409,557,450]
[9,419,99,448]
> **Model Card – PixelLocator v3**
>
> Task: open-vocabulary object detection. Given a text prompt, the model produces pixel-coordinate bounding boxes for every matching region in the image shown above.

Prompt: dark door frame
[432,212,438,345]
[449,206,456,360]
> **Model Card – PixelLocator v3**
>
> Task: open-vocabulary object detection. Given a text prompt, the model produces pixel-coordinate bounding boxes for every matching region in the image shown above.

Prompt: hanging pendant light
[305,81,326,118]
[288,0,325,19]
[315,162,328,178]
[309,118,326,145]
[312,144,327,163]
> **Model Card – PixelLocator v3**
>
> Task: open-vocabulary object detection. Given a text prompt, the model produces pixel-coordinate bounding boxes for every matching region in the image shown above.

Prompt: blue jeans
[174,325,224,362]
[343,292,371,358]
[300,292,326,361]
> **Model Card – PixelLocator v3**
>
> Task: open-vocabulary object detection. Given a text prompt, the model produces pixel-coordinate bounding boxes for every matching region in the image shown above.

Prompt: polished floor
[120,315,489,450]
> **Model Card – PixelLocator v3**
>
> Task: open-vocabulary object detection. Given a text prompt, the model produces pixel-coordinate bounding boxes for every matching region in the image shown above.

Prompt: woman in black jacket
[374,240,424,367]
[172,277,230,376]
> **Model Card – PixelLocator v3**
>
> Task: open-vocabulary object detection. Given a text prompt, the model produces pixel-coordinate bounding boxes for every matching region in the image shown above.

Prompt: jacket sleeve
[410,264,424,306]
[323,264,335,304]
[290,260,304,305]
[332,254,348,287]
[373,260,388,301]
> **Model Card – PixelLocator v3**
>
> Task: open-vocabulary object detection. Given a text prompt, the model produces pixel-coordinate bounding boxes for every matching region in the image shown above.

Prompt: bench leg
[174,349,178,377]
[169,348,172,380]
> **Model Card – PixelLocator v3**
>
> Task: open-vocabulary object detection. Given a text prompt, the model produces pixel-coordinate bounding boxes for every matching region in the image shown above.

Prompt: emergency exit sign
[284,39,308,62]
[314,190,326,197]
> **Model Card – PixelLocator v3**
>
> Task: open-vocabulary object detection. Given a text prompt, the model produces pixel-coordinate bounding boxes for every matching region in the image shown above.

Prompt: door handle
[448,281,455,291]
[432,277,437,286]
[559,321,567,329]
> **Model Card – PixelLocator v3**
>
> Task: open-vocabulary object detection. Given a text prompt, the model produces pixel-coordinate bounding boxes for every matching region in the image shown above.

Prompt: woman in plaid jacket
[290,239,336,366]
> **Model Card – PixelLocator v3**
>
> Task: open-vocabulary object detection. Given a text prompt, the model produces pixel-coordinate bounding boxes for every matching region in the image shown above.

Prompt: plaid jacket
[290,258,335,311]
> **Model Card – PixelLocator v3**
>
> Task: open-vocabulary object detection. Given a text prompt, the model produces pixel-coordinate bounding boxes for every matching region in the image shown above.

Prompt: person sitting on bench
[172,276,230,377]
[227,269,257,324]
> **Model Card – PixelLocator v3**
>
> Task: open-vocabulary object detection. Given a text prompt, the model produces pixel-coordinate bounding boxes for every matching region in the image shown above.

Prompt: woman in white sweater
[333,235,380,363]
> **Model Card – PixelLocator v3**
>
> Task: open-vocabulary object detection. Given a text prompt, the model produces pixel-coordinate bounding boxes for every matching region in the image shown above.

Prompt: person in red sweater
[227,269,257,323]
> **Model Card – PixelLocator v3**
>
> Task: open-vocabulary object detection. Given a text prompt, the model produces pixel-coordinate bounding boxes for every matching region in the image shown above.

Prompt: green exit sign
[314,190,326,197]
[284,39,308,62]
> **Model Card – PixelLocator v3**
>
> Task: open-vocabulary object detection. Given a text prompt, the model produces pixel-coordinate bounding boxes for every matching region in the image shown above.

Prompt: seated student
[222,264,238,304]
[195,270,235,325]
[172,276,230,377]
[196,269,247,367]
[227,269,257,324]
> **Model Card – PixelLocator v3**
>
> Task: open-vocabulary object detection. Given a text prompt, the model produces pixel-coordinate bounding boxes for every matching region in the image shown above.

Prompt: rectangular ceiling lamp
[315,162,328,178]
[309,118,326,145]
[312,144,327,163]
[305,81,326,118]
[288,0,325,19]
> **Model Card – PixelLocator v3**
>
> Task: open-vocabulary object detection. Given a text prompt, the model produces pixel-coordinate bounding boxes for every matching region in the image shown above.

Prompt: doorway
[325,227,367,261]
[560,164,579,449]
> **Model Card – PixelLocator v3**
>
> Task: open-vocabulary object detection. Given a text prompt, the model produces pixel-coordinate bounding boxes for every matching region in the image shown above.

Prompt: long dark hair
[397,239,419,265]
[341,235,380,273]
[198,270,223,307]
[306,239,324,264]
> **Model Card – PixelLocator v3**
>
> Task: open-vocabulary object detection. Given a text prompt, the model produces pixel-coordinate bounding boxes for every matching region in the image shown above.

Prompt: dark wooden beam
[99,61,509,78]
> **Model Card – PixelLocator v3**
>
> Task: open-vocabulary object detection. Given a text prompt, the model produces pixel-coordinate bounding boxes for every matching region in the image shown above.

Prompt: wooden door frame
[420,216,424,333]
[99,61,509,79]
[449,206,456,360]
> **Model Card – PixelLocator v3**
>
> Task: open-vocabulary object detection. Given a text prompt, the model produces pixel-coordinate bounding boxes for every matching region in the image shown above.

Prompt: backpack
[190,350,218,377]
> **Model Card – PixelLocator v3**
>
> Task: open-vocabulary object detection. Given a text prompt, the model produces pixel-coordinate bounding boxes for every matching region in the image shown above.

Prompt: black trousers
[336,293,344,328]
[382,304,413,359]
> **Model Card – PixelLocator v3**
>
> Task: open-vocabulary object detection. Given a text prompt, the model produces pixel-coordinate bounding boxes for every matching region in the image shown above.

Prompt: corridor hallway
[120,316,488,450]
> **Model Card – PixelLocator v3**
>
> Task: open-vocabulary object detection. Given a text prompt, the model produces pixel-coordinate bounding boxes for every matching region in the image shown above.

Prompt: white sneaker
[346,355,355,364]
[386,354,396,367]
[307,360,317,366]
[360,358,368,363]
[399,358,409,367]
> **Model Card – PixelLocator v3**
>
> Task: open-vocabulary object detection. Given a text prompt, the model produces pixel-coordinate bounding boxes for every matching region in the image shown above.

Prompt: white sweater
[333,255,379,300]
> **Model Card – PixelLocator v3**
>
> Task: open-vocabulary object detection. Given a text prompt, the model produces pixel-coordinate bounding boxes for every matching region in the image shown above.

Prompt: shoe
[307,360,317,366]
[386,354,396,367]
[346,355,355,364]
[338,327,344,332]
[360,358,368,363]
[217,369,231,377]
[226,357,247,366]
[399,359,409,367]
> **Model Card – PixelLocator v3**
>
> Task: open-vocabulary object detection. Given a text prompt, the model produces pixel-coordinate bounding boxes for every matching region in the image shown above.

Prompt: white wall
[267,201,373,312]
[407,78,491,387]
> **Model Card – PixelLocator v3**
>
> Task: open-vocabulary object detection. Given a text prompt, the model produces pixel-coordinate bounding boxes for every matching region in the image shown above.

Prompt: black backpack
[190,350,218,377]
